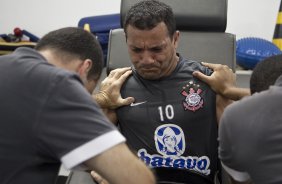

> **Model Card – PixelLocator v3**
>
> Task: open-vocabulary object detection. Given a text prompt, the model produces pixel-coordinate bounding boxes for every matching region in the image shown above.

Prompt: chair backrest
[107,0,236,74]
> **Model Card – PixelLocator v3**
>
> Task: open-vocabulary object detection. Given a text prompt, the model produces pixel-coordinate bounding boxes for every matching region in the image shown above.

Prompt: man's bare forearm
[223,87,250,101]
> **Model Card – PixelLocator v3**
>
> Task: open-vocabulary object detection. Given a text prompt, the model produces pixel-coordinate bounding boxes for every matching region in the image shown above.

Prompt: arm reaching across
[215,94,233,124]
[91,171,109,184]
[193,62,250,100]
[85,143,156,184]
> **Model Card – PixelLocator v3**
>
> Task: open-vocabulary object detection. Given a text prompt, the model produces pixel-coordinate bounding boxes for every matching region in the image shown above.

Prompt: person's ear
[78,59,92,78]
[173,31,180,49]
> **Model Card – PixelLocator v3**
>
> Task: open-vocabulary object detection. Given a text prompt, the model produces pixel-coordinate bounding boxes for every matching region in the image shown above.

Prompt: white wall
[0,0,121,37]
[227,0,280,40]
[0,0,281,40]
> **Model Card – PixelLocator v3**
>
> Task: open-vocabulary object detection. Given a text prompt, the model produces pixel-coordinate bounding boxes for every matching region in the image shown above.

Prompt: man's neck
[38,49,80,73]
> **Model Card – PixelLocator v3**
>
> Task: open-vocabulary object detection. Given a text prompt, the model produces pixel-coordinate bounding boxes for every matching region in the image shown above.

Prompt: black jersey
[117,55,218,183]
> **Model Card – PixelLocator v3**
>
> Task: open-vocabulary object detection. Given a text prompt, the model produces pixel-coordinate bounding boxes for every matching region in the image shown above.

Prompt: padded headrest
[120,0,227,32]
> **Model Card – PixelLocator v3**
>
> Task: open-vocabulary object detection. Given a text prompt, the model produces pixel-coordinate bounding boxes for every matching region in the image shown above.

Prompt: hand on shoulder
[193,62,250,100]
[94,67,135,109]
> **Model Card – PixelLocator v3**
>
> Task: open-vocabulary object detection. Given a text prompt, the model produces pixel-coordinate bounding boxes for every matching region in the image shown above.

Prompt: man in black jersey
[99,1,232,183]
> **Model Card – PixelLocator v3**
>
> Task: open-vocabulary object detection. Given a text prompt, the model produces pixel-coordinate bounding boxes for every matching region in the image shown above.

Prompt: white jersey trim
[61,130,125,170]
[221,162,250,182]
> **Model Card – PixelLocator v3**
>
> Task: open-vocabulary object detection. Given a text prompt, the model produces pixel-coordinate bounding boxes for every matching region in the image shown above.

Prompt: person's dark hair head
[123,0,176,39]
[35,27,103,81]
[250,54,282,94]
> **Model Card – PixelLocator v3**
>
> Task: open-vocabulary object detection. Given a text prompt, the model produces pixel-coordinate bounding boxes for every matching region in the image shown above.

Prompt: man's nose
[140,51,155,64]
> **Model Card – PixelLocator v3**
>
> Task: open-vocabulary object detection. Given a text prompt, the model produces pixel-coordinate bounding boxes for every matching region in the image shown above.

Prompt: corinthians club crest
[181,80,204,112]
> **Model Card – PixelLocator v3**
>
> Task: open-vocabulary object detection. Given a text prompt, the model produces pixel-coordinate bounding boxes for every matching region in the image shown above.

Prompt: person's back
[0,27,156,184]
[0,47,83,183]
[219,75,282,184]
[219,54,282,183]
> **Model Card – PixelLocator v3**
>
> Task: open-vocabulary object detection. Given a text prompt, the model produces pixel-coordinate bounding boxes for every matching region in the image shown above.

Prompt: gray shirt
[0,47,125,184]
[219,75,282,183]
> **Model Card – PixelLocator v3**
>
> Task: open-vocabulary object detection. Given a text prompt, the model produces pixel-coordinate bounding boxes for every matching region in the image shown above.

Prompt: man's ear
[78,59,92,77]
[173,31,180,49]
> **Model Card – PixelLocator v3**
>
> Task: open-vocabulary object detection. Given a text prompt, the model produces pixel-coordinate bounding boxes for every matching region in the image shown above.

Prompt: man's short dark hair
[123,0,176,39]
[250,54,282,94]
[35,27,103,81]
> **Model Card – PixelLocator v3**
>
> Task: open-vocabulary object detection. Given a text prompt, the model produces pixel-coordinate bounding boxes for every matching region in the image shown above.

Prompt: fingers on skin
[100,79,111,89]
[91,171,106,184]
[201,62,232,72]
[108,67,131,78]
[106,70,132,91]
[192,71,209,83]
[222,64,230,71]
[101,68,132,87]
[201,62,218,69]
[121,97,135,105]
[116,70,132,84]
[107,69,132,91]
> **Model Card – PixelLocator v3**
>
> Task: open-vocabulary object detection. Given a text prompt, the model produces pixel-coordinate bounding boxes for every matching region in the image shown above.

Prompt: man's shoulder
[224,94,258,116]
[121,75,143,97]
[12,47,78,82]
[180,57,212,75]
[223,89,279,123]
[33,63,80,86]
[20,59,83,99]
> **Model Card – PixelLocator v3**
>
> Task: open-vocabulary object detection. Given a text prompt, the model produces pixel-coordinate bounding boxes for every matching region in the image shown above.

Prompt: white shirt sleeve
[61,130,125,170]
[221,162,251,182]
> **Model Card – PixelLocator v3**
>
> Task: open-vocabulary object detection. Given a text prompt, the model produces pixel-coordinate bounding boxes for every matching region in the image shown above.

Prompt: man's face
[126,22,179,80]
[164,136,177,149]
